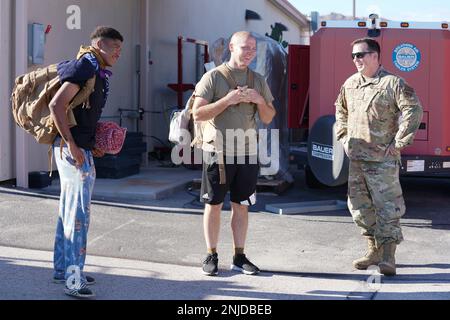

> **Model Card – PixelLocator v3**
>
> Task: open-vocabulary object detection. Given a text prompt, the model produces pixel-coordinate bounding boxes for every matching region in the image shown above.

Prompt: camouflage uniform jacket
[335,67,423,162]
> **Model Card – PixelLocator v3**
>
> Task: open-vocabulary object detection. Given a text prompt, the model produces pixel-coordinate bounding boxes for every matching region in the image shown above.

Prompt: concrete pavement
[0,246,375,300]
[42,165,201,201]
[2,244,447,301]
[1,165,450,300]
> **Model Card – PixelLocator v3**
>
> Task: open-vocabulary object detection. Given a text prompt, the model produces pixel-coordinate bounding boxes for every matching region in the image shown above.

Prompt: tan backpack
[11,63,96,145]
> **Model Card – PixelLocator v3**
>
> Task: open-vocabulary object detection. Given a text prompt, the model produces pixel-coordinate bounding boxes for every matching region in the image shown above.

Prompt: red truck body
[289,19,450,185]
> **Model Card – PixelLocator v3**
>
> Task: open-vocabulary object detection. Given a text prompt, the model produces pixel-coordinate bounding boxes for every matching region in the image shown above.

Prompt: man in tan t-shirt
[193,31,276,276]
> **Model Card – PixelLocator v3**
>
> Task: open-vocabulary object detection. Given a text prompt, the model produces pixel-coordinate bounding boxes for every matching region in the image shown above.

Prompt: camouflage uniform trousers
[347,160,406,248]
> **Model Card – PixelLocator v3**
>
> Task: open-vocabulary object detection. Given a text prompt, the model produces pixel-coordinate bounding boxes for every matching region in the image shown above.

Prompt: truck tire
[307,115,349,187]
[304,164,327,188]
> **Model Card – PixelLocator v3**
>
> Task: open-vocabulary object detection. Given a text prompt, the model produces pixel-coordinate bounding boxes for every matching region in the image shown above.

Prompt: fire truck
[288,15,450,187]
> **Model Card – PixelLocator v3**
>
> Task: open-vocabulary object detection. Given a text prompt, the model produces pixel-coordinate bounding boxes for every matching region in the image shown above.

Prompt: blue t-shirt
[57,54,110,150]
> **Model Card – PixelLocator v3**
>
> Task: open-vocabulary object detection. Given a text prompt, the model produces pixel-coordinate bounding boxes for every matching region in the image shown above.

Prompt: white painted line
[88,219,136,246]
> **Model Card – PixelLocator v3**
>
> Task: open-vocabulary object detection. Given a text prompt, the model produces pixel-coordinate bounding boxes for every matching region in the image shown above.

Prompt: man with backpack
[193,31,276,276]
[48,26,123,298]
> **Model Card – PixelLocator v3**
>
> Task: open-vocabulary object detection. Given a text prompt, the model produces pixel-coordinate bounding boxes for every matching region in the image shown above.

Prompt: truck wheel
[307,115,349,187]
[304,164,327,189]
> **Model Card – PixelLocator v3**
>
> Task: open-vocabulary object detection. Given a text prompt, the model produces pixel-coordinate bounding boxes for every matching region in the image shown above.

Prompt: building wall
[0,0,13,181]
[24,0,141,173]
[145,0,309,151]
[1,0,308,181]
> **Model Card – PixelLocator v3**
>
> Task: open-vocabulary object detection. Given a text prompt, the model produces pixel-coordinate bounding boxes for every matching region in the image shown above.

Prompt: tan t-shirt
[195,63,274,156]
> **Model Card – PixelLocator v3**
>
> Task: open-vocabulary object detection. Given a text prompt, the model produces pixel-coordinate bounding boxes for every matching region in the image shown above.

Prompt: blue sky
[290,0,450,21]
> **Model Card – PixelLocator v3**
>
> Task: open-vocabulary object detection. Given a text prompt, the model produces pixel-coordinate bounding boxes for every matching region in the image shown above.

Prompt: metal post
[311,11,319,33]
[139,0,151,167]
[15,0,29,188]
[353,0,356,20]
[204,44,209,66]
[195,43,201,82]
[177,36,183,107]
[135,44,141,133]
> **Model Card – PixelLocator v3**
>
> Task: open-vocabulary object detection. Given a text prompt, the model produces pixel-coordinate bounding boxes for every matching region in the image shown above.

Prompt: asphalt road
[1,168,449,300]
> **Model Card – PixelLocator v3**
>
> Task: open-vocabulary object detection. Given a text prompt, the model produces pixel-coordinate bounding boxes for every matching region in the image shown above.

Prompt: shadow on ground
[1,256,450,300]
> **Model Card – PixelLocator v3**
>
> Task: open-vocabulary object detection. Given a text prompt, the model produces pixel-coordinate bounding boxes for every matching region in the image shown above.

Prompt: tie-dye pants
[52,139,96,283]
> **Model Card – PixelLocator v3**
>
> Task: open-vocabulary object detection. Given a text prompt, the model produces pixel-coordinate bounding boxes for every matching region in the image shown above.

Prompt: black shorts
[200,152,259,206]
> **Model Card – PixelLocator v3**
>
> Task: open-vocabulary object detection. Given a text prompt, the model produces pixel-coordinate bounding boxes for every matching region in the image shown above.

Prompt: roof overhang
[268,0,310,28]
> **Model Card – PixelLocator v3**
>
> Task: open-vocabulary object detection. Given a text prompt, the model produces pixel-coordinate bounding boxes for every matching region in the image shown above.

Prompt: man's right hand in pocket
[67,141,85,168]
[342,137,349,156]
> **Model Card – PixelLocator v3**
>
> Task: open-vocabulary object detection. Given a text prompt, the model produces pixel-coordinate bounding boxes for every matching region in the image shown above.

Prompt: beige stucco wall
[145,0,308,151]
[0,0,13,181]
[25,0,141,173]
[1,0,309,180]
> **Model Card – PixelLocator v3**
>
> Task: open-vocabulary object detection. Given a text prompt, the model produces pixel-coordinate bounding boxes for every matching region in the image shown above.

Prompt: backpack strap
[69,75,96,110]
[48,146,53,177]
[186,92,196,113]
[247,69,255,89]
[217,152,226,185]
[216,64,238,90]
[217,64,255,90]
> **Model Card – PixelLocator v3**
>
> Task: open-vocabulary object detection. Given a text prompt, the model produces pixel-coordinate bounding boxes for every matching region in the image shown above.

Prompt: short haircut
[351,37,380,55]
[90,26,124,42]
[230,31,254,44]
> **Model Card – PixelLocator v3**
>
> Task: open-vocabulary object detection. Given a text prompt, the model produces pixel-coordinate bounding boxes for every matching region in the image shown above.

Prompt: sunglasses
[351,51,374,59]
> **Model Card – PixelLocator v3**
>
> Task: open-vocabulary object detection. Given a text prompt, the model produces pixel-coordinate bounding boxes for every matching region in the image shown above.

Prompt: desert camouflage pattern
[348,160,405,247]
[335,67,423,162]
[335,66,422,247]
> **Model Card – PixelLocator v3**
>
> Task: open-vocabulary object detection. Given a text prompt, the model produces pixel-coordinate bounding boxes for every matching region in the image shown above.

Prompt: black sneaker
[231,254,260,275]
[202,253,219,276]
[64,282,95,299]
[54,275,96,286]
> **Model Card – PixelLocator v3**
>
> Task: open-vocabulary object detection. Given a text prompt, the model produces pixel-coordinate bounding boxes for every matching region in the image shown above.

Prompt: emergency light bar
[321,20,449,30]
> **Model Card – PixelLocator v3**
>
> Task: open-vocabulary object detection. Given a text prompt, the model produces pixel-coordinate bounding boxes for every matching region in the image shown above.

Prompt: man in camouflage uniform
[335,38,423,276]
